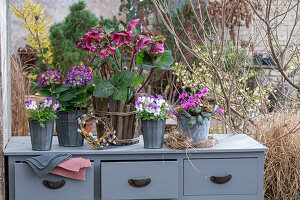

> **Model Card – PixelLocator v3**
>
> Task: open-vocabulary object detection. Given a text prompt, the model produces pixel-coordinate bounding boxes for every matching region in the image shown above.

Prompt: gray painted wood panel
[4,134,268,156]
[14,162,94,200]
[183,158,258,196]
[101,161,178,199]
[5,134,267,200]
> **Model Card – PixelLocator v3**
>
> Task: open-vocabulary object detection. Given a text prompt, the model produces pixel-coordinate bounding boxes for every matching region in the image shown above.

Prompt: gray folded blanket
[25,154,72,178]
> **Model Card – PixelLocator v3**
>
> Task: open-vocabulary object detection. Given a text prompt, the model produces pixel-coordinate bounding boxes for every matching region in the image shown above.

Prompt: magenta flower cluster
[65,66,93,88]
[37,71,62,87]
[178,88,209,110]
[77,18,165,64]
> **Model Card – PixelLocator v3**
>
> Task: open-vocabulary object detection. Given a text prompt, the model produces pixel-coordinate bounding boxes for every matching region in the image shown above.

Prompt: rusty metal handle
[43,180,65,189]
[128,178,151,187]
[210,174,232,184]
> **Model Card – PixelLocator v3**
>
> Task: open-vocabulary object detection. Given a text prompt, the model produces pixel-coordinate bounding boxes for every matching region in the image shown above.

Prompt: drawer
[15,162,94,200]
[101,161,178,199]
[184,158,258,196]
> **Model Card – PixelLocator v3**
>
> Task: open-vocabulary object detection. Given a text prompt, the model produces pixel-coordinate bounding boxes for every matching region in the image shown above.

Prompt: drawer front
[184,158,258,196]
[101,161,178,199]
[15,162,94,200]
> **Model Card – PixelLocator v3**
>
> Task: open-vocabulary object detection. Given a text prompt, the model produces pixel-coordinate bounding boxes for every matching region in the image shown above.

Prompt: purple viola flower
[25,100,32,109]
[151,40,164,53]
[65,66,93,88]
[111,30,133,46]
[53,100,60,112]
[37,71,63,87]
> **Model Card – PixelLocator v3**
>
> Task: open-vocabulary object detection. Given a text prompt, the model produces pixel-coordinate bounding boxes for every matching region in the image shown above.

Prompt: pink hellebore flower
[98,45,116,58]
[123,66,128,70]
[135,37,152,54]
[128,19,140,32]
[111,30,133,46]
[84,28,105,48]
[152,40,164,53]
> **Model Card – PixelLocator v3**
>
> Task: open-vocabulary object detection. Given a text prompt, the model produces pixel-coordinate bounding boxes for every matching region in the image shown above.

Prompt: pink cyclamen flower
[128,19,140,32]
[217,109,224,114]
[152,40,164,53]
[123,66,128,70]
[179,93,188,99]
[111,30,133,46]
[98,45,116,58]
[135,37,152,54]
[201,88,208,94]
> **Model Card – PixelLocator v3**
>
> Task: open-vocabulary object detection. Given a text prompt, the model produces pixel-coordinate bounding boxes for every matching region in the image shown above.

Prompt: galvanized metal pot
[56,110,86,147]
[177,105,218,143]
[178,115,210,143]
[29,120,54,151]
[142,119,166,149]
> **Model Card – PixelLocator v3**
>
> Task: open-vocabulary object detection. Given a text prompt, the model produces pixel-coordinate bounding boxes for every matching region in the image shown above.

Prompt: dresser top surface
[4,134,268,156]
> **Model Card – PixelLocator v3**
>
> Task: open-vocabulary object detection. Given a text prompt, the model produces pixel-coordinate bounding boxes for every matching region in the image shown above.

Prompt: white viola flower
[154,110,160,116]
[43,97,52,108]
[29,101,38,110]
[156,99,165,106]
[138,95,146,103]
[145,106,152,113]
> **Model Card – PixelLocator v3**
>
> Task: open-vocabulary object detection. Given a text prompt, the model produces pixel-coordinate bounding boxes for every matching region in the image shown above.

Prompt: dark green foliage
[49,1,98,75]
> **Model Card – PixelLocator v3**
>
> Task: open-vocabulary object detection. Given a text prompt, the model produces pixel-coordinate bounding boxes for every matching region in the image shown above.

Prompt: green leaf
[59,101,71,106]
[188,116,197,127]
[136,51,155,69]
[132,72,144,86]
[112,70,135,87]
[106,28,115,34]
[32,81,40,87]
[58,90,76,101]
[182,110,191,118]
[93,80,114,98]
[202,112,211,120]
[38,89,51,97]
[154,50,174,70]
[76,85,88,94]
[53,84,70,93]
[113,86,127,101]
[70,94,86,104]
[197,115,204,125]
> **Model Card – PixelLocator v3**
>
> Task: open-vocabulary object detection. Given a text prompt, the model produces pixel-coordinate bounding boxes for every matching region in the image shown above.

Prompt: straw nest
[251,110,300,200]
[164,127,218,149]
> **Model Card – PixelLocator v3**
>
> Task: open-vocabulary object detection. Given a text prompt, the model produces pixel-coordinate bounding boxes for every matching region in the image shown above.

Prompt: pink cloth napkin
[50,158,91,180]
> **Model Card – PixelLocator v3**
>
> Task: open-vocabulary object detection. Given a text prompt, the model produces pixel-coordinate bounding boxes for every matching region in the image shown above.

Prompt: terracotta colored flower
[98,45,116,58]
[151,40,164,53]
[128,19,140,32]
[135,37,152,54]
[111,30,133,46]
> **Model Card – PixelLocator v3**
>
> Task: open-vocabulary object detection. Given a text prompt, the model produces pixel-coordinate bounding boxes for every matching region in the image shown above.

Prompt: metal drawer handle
[210,174,232,184]
[43,180,66,189]
[128,178,151,187]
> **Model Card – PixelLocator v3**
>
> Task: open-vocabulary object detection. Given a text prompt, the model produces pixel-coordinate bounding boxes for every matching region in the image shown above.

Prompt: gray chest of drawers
[4,134,268,200]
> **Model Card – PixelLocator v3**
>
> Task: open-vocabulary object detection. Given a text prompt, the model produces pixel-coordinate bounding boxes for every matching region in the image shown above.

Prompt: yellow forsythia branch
[12,0,53,67]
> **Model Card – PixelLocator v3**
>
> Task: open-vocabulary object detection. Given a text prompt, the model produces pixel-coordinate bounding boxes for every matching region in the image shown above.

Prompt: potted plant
[24,98,60,151]
[172,88,223,143]
[76,19,174,144]
[135,94,169,149]
[36,67,94,146]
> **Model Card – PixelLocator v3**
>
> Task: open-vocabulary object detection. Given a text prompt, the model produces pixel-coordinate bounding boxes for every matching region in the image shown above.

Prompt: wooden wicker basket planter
[93,97,139,146]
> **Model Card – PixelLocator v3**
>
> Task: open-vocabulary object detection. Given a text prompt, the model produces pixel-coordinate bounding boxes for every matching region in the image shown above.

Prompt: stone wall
[9,0,125,50]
